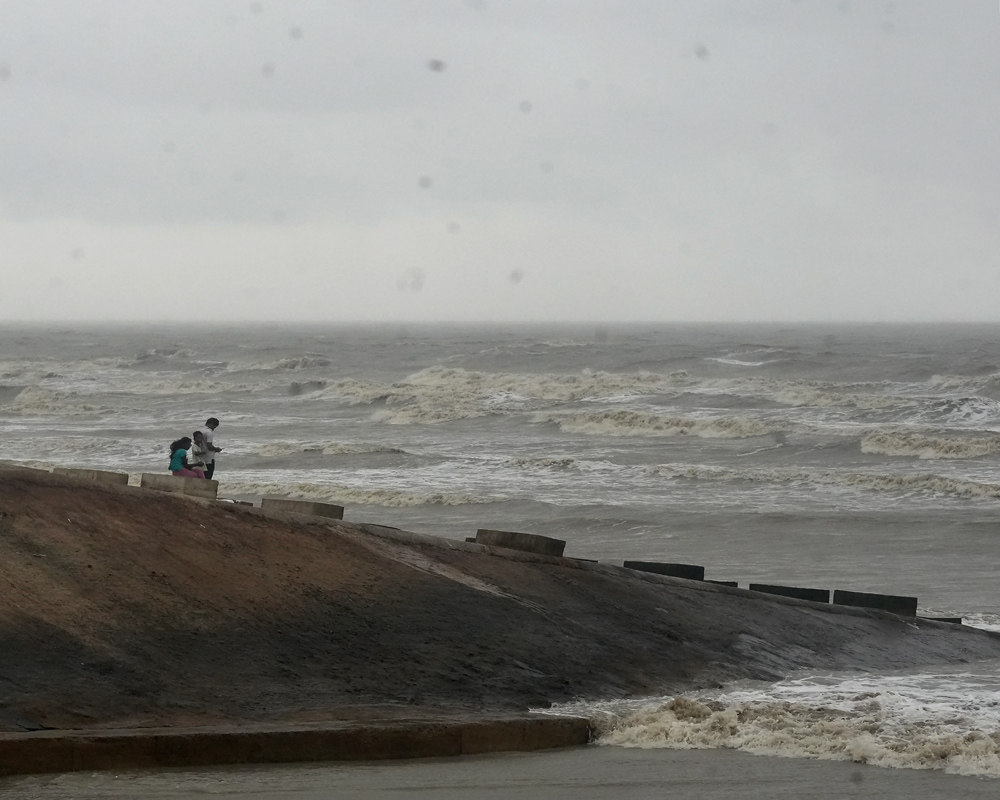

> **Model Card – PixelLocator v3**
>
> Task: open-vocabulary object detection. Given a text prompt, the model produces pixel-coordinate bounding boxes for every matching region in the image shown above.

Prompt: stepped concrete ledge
[749,584,831,604]
[833,589,918,617]
[139,473,219,500]
[624,561,705,581]
[53,468,129,486]
[261,496,344,520]
[0,715,590,777]
[474,529,566,557]
[0,464,51,475]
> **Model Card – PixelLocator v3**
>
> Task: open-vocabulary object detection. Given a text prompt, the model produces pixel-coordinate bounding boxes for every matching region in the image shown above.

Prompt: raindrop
[162,141,176,154]
[261,62,276,78]
[71,248,85,260]
[418,176,432,189]
[0,64,10,82]
[249,2,263,13]
[694,43,709,60]
[447,222,461,234]
[427,59,446,72]
[509,270,524,284]
[289,26,303,40]
[519,100,533,113]
[396,268,425,293]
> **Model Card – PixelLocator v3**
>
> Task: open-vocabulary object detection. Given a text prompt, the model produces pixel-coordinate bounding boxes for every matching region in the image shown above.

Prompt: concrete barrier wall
[749,584,830,603]
[139,474,219,500]
[53,468,129,486]
[475,529,566,558]
[0,716,590,777]
[833,589,918,617]
[261,497,344,520]
[623,561,705,581]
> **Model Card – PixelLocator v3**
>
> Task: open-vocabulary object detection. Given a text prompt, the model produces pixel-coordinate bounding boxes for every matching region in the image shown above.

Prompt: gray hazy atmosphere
[1,1,997,323]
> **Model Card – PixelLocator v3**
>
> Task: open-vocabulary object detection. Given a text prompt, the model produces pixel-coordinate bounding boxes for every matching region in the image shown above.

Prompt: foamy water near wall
[551,663,1000,778]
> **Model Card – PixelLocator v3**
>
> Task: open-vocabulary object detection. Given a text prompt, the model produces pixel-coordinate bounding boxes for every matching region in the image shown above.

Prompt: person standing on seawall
[197,417,223,480]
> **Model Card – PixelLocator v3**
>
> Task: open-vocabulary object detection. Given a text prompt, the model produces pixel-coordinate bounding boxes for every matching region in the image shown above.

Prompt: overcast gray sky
[1,0,997,322]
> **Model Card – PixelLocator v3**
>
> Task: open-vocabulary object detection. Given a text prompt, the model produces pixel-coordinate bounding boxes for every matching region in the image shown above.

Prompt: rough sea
[4,322,1000,780]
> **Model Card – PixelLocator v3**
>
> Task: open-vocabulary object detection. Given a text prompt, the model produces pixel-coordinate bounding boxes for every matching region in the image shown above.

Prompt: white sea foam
[218,480,497,506]
[861,431,1000,459]
[254,442,406,457]
[581,668,1000,778]
[648,463,1000,500]
[546,410,776,438]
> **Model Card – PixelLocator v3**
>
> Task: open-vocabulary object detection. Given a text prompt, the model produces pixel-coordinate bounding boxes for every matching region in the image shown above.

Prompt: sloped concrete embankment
[2,467,1000,775]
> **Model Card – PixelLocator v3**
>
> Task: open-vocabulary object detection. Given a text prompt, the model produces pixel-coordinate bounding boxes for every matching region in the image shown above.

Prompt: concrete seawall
[0,716,590,777]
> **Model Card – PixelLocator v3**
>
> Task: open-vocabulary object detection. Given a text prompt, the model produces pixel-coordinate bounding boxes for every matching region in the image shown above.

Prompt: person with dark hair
[197,417,223,479]
[169,437,204,478]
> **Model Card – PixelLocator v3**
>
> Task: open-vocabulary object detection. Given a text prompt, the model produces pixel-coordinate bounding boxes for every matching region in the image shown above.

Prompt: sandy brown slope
[1,468,999,733]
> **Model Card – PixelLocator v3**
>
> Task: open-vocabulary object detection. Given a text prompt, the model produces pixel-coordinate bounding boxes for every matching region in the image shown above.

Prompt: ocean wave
[648,463,1000,500]
[320,367,690,409]
[0,386,108,416]
[106,377,283,395]
[505,456,577,469]
[545,410,776,438]
[218,480,499,507]
[707,357,776,367]
[772,387,911,410]
[253,442,406,457]
[861,431,1000,460]
[919,396,1000,425]
[588,671,1000,778]
[227,355,331,372]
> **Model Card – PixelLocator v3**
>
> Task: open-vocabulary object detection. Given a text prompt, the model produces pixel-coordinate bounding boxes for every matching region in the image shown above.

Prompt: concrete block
[139,473,218,500]
[475,529,566,557]
[261,497,344,520]
[53,468,129,486]
[919,616,963,625]
[833,589,918,617]
[0,465,51,475]
[749,584,830,603]
[623,561,705,581]
[706,580,739,587]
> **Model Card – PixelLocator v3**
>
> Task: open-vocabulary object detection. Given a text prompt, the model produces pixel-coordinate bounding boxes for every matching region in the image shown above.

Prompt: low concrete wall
[749,584,830,604]
[261,497,344,520]
[475,529,566,558]
[53,468,129,486]
[139,473,219,500]
[0,715,590,777]
[833,589,918,617]
[623,561,705,581]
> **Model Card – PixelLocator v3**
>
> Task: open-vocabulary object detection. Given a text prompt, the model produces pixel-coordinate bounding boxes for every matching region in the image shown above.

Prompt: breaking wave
[227,355,331,372]
[546,410,776,438]
[505,456,577,469]
[585,669,1000,778]
[218,480,499,507]
[254,442,406,457]
[0,386,108,416]
[861,431,1000,460]
[321,367,689,406]
[648,463,1000,500]
[772,387,912,410]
